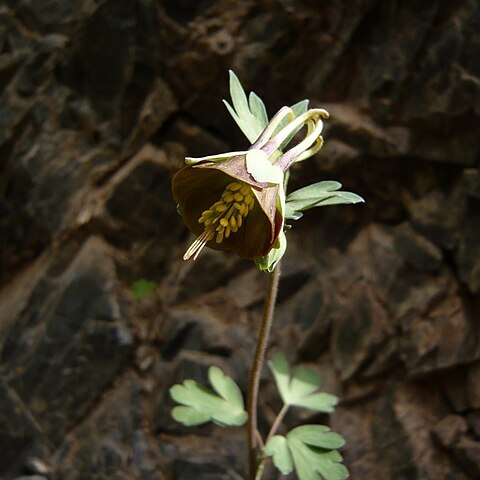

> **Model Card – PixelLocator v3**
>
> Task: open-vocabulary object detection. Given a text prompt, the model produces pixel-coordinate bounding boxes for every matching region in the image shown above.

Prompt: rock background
[1,0,479,479]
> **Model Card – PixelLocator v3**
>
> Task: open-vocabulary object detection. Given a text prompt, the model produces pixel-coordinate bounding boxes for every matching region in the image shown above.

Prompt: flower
[172,152,283,260]
[172,106,329,263]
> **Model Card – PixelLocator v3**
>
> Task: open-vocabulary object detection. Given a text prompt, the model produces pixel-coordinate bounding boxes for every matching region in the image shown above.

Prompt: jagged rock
[162,290,248,359]
[0,379,40,473]
[159,431,245,480]
[466,362,480,408]
[467,411,480,439]
[454,437,480,478]
[56,372,163,480]
[0,0,479,478]
[433,415,468,448]
[1,237,133,447]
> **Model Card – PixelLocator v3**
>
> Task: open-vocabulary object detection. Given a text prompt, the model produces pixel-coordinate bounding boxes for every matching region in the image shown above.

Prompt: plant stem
[266,404,289,444]
[253,403,290,480]
[247,262,282,480]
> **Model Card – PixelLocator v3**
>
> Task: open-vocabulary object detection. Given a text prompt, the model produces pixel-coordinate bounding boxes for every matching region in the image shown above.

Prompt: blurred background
[0,0,479,479]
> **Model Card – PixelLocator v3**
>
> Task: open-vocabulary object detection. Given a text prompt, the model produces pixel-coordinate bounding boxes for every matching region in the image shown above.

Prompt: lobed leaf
[223,71,270,143]
[264,435,294,474]
[265,425,348,480]
[170,366,247,427]
[269,353,338,412]
[285,182,364,220]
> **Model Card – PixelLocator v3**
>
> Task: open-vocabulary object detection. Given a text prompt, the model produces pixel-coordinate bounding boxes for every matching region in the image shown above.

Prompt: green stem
[247,262,282,480]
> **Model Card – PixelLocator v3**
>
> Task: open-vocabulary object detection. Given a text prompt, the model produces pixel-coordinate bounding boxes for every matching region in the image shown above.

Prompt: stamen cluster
[183,182,254,260]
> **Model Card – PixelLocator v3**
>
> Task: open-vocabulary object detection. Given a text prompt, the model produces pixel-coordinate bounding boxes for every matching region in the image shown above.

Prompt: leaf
[249,91,269,128]
[223,71,269,143]
[265,425,348,480]
[269,353,338,412]
[285,182,364,220]
[131,279,156,301]
[170,366,247,427]
[264,435,293,474]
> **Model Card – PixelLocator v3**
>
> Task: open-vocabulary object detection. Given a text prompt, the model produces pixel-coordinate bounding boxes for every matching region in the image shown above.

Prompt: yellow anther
[187,180,256,260]
[228,183,242,191]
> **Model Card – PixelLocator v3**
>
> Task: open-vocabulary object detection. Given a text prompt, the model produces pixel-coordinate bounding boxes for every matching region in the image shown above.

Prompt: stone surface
[0,0,479,479]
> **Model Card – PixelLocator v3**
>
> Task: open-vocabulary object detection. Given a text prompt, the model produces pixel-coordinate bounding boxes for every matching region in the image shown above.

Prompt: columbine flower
[172,107,329,263]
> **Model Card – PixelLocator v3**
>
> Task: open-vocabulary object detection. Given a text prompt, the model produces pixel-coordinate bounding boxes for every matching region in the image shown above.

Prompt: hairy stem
[247,262,282,480]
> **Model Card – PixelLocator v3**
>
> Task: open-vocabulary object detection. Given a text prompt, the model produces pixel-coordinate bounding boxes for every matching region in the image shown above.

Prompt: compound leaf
[265,425,348,480]
[223,70,269,143]
[285,182,364,220]
[170,366,247,427]
[269,353,338,412]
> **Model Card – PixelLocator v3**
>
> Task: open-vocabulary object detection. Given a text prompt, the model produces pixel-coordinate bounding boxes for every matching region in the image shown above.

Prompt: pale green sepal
[246,150,284,184]
[223,70,269,143]
[254,230,287,273]
[169,366,248,427]
[264,435,294,474]
[268,353,338,412]
[185,150,248,165]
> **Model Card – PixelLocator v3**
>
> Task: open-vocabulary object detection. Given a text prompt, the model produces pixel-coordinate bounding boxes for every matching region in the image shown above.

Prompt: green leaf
[265,425,348,480]
[249,91,269,128]
[223,71,269,143]
[285,181,364,220]
[170,366,247,427]
[269,353,338,412]
[131,279,156,301]
[264,435,294,474]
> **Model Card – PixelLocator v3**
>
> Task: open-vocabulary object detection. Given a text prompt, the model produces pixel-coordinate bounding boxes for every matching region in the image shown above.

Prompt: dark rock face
[0,0,479,479]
